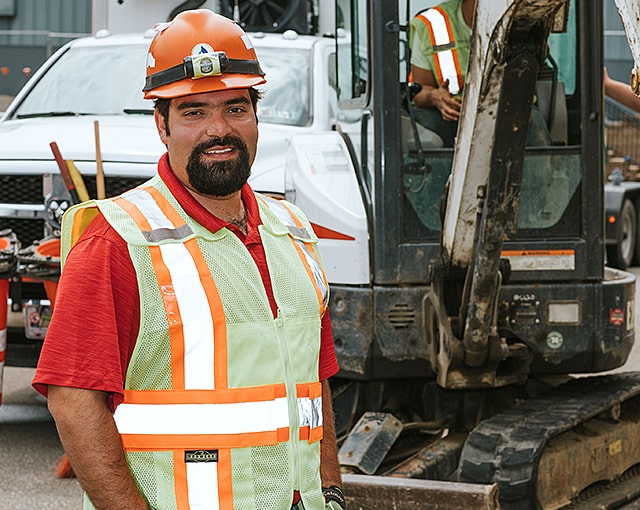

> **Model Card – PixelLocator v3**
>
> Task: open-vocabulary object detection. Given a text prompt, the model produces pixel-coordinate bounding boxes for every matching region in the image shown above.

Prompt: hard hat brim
[144,73,266,99]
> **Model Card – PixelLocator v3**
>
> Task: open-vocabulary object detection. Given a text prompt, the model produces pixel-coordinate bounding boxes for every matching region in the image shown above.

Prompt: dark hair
[154,88,262,136]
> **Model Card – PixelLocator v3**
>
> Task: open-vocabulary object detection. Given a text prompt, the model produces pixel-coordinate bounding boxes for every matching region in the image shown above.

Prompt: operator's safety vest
[412,3,467,96]
[61,175,329,510]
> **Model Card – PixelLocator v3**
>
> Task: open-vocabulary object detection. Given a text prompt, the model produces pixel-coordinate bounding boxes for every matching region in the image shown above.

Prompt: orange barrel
[17,236,61,308]
[0,230,18,407]
[0,279,7,406]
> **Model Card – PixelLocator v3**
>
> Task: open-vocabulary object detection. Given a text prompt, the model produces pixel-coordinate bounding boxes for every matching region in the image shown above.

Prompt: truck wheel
[607,199,636,270]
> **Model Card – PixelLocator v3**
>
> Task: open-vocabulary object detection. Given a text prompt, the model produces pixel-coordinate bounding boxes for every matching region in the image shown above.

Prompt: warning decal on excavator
[501,249,575,271]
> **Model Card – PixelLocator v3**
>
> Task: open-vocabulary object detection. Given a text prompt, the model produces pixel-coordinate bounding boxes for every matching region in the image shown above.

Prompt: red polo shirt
[33,153,339,411]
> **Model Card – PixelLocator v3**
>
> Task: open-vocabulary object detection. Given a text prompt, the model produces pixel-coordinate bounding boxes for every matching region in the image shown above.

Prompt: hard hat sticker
[146,52,156,70]
[240,34,254,50]
[152,22,172,33]
[192,43,215,56]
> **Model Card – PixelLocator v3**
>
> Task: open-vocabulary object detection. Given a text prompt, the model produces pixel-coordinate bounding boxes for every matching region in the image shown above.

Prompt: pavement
[0,367,83,509]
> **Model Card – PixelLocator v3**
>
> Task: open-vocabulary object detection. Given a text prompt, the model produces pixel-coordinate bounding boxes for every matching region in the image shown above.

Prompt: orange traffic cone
[55,453,75,478]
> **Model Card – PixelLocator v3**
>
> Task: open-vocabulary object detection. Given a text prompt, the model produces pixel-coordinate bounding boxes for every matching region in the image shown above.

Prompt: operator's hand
[431,79,462,121]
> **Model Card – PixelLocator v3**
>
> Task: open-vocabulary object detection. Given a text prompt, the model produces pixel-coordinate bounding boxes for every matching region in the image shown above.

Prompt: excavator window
[400,0,583,242]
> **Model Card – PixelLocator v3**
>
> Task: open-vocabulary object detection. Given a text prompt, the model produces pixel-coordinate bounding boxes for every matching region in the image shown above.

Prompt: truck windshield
[13,43,312,127]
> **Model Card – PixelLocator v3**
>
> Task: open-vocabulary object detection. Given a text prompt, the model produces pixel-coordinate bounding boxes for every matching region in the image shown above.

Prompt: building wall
[604,0,635,84]
[0,0,91,97]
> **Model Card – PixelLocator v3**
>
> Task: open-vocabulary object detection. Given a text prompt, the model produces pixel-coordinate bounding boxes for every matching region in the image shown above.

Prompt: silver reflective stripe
[143,224,194,243]
[297,241,329,307]
[298,395,323,430]
[122,188,194,242]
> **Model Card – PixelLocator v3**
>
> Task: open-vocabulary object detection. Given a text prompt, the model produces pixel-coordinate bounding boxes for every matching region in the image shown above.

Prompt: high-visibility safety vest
[410,0,471,97]
[61,175,329,510]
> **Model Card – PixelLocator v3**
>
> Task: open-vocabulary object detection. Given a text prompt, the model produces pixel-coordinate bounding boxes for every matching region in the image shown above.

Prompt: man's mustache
[192,136,247,156]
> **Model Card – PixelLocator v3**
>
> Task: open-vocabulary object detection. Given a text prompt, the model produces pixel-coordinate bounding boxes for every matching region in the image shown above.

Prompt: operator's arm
[411,65,462,121]
[320,379,343,489]
[47,385,148,510]
[604,67,640,113]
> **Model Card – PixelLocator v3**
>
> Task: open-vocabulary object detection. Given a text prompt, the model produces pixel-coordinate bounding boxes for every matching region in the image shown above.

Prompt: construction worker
[32,10,345,510]
[409,0,551,147]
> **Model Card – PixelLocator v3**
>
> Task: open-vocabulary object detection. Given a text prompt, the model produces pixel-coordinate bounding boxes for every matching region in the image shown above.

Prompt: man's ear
[154,109,168,145]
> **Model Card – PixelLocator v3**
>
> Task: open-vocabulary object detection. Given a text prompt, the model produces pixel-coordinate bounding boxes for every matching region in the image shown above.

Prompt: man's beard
[186,135,252,197]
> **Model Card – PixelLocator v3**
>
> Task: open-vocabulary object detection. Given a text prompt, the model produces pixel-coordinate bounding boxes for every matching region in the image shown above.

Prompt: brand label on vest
[185,450,219,463]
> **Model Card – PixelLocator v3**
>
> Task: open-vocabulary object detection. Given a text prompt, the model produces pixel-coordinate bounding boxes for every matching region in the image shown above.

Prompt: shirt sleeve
[32,215,139,411]
[319,310,339,381]
[410,16,436,72]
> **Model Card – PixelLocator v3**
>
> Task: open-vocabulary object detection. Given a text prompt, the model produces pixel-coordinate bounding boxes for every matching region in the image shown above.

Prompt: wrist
[322,485,346,509]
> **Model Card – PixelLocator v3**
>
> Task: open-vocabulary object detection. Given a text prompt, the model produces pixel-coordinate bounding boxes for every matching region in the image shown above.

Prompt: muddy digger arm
[613,0,640,96]
[433,0,570,388]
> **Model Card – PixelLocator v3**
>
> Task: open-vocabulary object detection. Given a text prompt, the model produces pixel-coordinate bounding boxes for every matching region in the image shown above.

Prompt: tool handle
[94,121,106,200]
[49,141,80,204]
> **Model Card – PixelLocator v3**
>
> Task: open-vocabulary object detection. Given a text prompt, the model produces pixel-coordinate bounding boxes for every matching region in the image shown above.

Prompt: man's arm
[320,379,343,489]
[604,67,640,114]
[47,386,148,510]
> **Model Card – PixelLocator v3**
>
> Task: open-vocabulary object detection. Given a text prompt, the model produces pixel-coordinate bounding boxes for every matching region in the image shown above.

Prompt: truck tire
[607,199,636,270]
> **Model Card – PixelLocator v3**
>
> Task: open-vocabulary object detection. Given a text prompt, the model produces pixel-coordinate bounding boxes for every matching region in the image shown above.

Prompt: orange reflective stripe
[217,449,233,510]
[296,381,322,399]
[113,194,153,231]
[144,186,188,228]
[174,450,190,510]
[121,427,290,451]
[309,425,323,443]
[149,243,187,388]
[123,383,287,405]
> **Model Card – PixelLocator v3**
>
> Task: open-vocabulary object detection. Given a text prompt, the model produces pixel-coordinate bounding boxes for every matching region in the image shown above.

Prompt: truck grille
[0,174,149,247]
[0,175,42,204]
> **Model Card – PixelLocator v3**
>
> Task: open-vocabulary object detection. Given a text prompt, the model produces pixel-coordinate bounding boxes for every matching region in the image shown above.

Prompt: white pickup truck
[0,27,352,367]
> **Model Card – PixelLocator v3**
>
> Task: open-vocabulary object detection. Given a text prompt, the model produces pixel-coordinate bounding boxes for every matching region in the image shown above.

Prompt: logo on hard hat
[192,43,215,56]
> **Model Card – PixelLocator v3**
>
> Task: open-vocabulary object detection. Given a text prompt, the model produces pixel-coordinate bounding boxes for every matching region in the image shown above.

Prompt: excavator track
[458,372,640,509]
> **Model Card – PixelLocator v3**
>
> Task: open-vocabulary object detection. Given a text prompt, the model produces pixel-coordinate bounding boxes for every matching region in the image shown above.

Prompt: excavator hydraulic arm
[613,0,640,96]
[432,0,569,389]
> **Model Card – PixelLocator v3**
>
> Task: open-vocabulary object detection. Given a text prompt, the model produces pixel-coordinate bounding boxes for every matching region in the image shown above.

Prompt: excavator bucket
[343,474,499,510]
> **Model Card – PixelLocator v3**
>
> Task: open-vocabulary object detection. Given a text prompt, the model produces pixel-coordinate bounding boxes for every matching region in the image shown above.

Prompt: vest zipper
[275,311,301,497]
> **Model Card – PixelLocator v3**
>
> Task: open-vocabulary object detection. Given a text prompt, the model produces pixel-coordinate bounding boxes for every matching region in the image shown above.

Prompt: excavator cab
[285,0,640,507]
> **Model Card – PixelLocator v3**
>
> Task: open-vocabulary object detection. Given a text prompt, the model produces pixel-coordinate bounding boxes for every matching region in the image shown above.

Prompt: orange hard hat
[143,9,266,99]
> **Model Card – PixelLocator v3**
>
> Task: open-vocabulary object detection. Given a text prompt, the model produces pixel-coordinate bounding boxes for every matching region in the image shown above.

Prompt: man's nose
[205,112,233,138]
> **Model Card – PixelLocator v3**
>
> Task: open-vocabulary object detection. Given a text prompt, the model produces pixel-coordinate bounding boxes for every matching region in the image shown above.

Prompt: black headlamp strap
[144,56,264,91]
